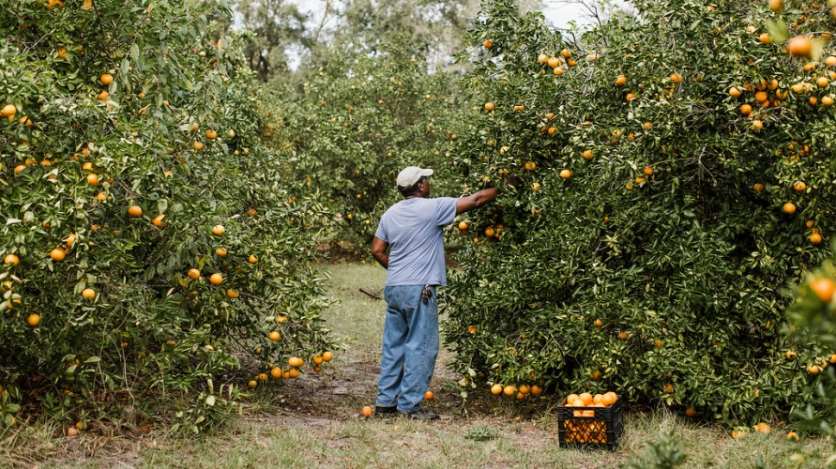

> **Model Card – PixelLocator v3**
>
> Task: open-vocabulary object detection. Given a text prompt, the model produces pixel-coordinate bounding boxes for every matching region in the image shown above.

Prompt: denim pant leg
[376,286,408,407]
[397,286,439,413]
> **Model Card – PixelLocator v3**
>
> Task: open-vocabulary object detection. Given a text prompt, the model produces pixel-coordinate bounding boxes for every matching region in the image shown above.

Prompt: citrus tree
[784,242,836,452]
[445,0,836,425]
[260,40,466,253]
[0,0,335,432]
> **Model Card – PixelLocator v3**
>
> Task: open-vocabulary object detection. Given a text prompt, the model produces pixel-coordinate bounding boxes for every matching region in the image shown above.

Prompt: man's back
[375,197,458,286]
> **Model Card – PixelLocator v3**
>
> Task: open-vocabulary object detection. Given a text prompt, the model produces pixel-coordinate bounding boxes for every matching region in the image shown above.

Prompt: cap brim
[421,169,433,177]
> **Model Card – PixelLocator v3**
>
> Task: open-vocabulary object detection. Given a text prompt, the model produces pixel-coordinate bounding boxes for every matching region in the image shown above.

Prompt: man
[370,166,504,420]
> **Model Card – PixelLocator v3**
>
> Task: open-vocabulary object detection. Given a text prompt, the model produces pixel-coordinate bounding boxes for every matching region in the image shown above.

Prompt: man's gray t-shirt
[375,197,458,286]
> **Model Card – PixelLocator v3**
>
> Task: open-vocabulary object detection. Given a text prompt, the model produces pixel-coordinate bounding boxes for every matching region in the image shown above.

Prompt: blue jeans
[376,285,439,413]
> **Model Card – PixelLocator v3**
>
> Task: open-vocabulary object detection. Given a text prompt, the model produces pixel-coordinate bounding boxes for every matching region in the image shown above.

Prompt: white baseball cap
[396,166,433,188]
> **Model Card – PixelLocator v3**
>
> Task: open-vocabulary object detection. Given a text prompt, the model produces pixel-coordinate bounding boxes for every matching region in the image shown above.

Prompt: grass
[1,262,832,469]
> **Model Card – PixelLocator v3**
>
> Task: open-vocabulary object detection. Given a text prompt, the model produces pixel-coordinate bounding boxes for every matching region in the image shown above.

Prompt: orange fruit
[729,87,742,97]
[270,367,282,379]
[618,331,628,340]
[269,331,281,341]
[26,313,40,327]
[601,393,617,406]
[485,227,495,237]
[559,169,572,179]
[615,75,627,86]
[97,91,108,100]
[810,233,822,244]
[524,161,536,171]
[275,315,288,323]
[582,150,593,160]
[458,221,468,231]
[215,246,228,256]
[467,325,477,333]
[152,214,166,227]
[808,364,820,375]
[205,130,217,139]
[483,39,493,49]
[740,104,753,115]
[289,357,304,367]
[81,288,96,300]
[685,408,697,417]
[503,385,516,396]
[484,102,494,111]
[361,406,374,417]
[769,0,783,11]
[664,383,674,393]
[100,73,113,85]
[209,273,223,285]
[592,394,604,405]
[670,73,683,84]
[818,77,830,88]
[86,173,99,186]
[787,431,799,441]
[644,166,653,176]
[531,385,542,396]
[594,319,603,327]
[753,183,764,193]
[829,353,836,364]
[128,205,143,217]
[810,278,836,302]
[625,92,636,101]
[823,96,835,106]
[288,368,300,378]
[810,96,818,106]
[248,380,257,388]
[491,384,503,395]
[788,35,813,58]
[193,141,204,151]
[4,254,19,266]
[226,289,239,299]
[50,248,66,261]
[187,268,200,279]
[212,225,225,235]
[560,49,571,58]
[579,393,593,406]
[248,254,258,264]
[794,181,807,192]
[786,350,797,360]
[782,202,796,214]
[759,33,772,44]
[424,391,434,400]
[313,355,324,365]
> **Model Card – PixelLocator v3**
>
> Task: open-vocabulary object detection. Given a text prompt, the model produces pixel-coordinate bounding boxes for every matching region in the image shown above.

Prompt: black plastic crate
[557,395,623,451]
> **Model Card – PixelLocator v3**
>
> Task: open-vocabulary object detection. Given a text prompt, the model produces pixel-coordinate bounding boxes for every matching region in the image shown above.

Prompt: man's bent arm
[456,187,498,215]
[371,236,389,269]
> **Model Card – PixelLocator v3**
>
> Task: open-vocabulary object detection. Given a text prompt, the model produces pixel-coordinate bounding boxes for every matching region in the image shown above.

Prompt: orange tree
[785,241,836,449]
[0,0,334,432]
[259,40,465,254]
[445,0,836,424]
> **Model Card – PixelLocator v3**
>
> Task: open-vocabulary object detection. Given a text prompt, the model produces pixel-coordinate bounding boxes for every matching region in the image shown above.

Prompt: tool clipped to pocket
[422,284,432,305]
